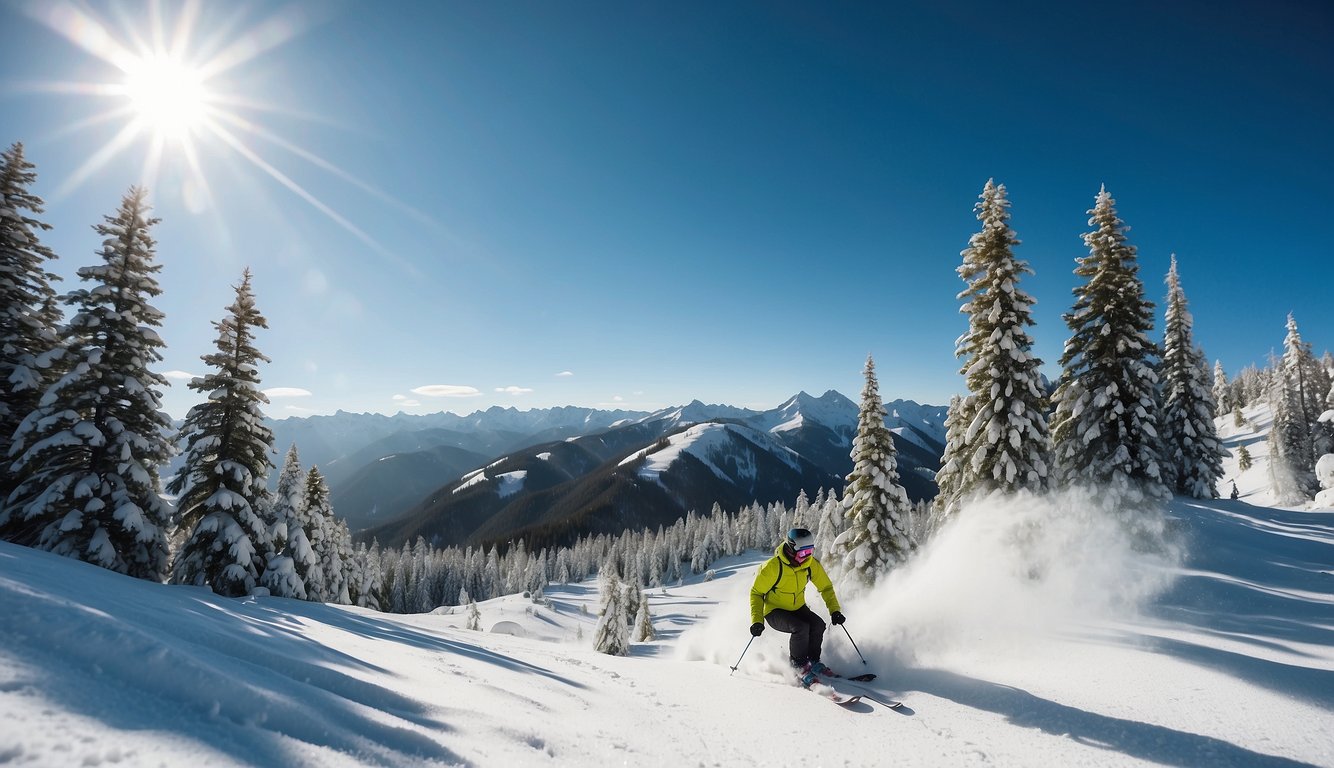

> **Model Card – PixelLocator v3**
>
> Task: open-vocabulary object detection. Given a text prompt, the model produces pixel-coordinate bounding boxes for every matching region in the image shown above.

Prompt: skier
[749,527,845,687]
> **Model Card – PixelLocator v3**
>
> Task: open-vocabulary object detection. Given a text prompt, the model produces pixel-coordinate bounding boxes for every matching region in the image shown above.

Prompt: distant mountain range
[270,391,948,551]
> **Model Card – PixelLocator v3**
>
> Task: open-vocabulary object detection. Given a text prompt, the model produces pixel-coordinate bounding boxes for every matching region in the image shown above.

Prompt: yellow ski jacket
[749,543,841,624]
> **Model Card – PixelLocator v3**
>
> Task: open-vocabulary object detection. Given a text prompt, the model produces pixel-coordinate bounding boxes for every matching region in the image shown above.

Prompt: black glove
[750,622,764,637]
[830,611,846,626]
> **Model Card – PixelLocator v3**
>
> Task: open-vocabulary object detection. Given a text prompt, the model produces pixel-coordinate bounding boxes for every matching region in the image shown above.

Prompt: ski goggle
[793,544,814,561]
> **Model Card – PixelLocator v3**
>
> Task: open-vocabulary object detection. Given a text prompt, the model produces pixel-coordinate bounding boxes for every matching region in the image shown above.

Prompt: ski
[815,672,903,708]
[822,691,862,706]
[803,682,861,706]
[814,669,877,683]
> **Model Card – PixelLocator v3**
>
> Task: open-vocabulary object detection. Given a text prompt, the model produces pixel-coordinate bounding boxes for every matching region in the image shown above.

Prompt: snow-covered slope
[753,390,859,434]
[620,422,803,486]
[2,411,1330,767]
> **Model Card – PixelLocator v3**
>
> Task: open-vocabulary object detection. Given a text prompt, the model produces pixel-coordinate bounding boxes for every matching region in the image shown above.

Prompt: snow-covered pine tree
[592,561,630,655]
[329,518,354,605]
[1212,361,1232,415]
[793,490,810,528]
[938,179,1051,516]
[931,393,972,518]
[1307,352,1334,460]
[633,586,655,641]
[170,270,275,597]
[5,187,174,579]
[0,143,63,532]
[1158,256,1225,498]
[812,489,844,558]
[302,466,333,601]
[1269,314,1318,502]
[466,599,482,631]
[831,355,913,587]
[262,444,313,598]
[1051,186,1169,509]
[482,546,501,599]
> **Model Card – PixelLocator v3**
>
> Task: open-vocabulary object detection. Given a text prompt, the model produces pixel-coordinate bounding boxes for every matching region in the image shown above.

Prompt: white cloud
[613,395,624,402]
[412,384,482,398]
[264,387,313,398]
[162,370,200,381]
[392,395,421,406]
[496,386,533,396]
[555,371,574,377]
[284,405,317,414]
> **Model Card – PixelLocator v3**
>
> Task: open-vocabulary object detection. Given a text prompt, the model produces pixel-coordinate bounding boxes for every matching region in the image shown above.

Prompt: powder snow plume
[845,489,1183,667]
[676,490,1182,678]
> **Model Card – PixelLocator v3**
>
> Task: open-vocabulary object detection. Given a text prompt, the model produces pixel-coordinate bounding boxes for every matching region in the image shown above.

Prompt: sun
[122,54,210,141]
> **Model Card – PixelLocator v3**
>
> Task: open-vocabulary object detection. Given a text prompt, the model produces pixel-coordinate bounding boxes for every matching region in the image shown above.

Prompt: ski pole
[729,636,756,675]
[840,624,868,666]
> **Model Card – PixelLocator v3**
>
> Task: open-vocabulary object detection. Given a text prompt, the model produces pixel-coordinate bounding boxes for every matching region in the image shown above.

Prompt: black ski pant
[765,604,825,666]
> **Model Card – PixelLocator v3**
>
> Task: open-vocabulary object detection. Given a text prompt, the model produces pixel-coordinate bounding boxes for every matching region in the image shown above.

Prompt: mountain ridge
[354,391,948,549]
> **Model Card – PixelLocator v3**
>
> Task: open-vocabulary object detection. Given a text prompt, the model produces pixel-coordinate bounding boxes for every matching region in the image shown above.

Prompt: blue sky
[2,0,1330,419]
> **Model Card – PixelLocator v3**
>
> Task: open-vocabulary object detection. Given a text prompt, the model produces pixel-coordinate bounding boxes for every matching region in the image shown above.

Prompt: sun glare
[122,54,208,140]
[26,1,423,265]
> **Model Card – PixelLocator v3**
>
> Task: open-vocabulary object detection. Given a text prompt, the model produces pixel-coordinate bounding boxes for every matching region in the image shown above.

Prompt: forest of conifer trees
[2,143,1331,625]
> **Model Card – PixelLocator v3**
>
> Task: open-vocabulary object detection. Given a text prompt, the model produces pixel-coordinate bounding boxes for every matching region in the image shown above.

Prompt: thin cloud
[555,371,574,377]
[412,384,481,398]
[392,394,421,406]
[264,387,313,398]
[162,370,201,381]
[496,386,533,396]
[284,405,317,414]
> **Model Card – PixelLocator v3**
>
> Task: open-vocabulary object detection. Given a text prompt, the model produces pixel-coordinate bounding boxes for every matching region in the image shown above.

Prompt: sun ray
[29,1,139,71]
[209,110,447,233]
[167,0,201,62]
[177,134,213,212]
[54,121,143,199]
[5,79,125,97]
[196,7,312,81]
[203,120,387,256]
[140,132,166,201]
[45,107,137,143]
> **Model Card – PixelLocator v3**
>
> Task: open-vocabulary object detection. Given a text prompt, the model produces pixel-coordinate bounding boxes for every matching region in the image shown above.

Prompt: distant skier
[749,527,845,687]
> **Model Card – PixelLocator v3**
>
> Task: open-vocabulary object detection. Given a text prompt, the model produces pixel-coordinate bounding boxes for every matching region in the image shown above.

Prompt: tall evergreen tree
[1212,361,1232,415]
[1158,256,1225,498]
[1051,186,1168,508]
[0,143,63,528]
[170,270,276,596]
[812,490,845,559]
[303,465,334,601]
[633,587,656,641]
[831,355,913,586]
[1269,314,1318,502]
[938,179,1051,515]
[932,394,972,518]
[5,187,173,579]
[592,561,630,656]
[263,444,316,599]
